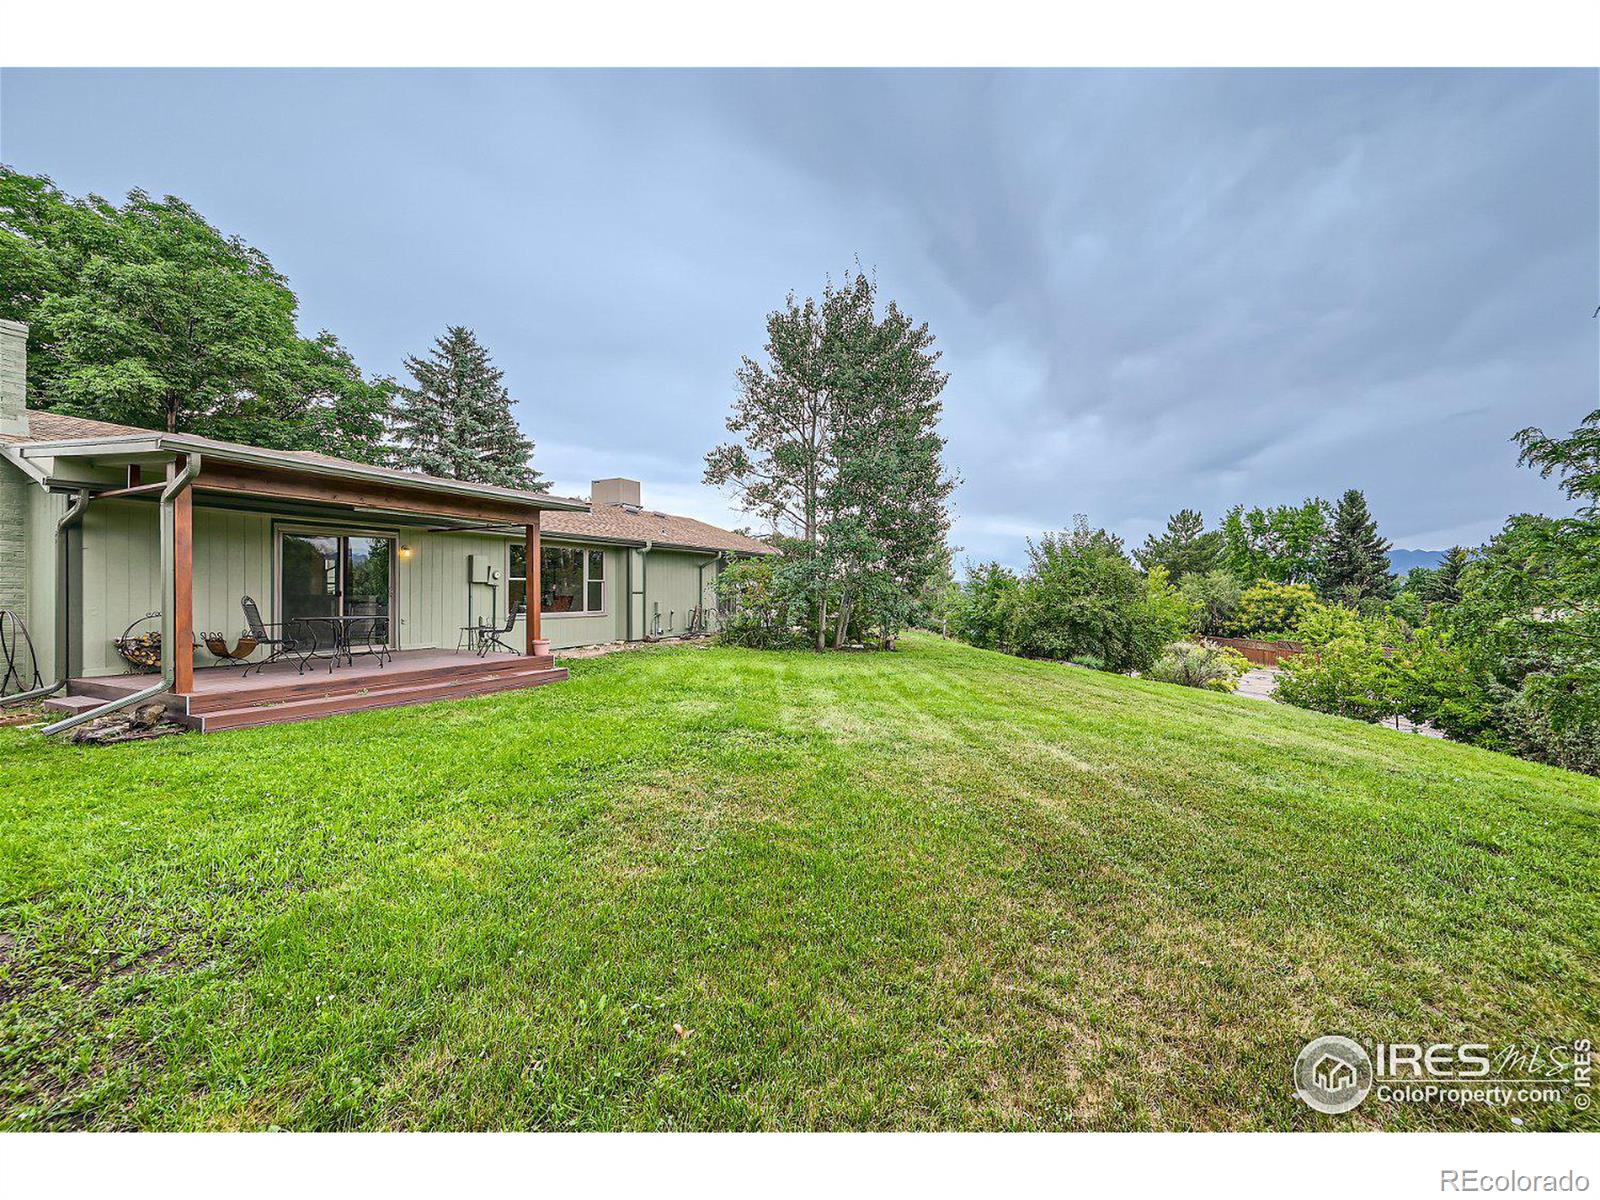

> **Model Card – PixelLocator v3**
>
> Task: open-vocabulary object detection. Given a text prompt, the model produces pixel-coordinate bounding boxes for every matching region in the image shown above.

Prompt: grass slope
[1,634,1596,1131]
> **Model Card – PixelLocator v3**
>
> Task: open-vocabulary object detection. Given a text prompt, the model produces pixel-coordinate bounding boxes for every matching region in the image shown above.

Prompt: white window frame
[509,542,608,618]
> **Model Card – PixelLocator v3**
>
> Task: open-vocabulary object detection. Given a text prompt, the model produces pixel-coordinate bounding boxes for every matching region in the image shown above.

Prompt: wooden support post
[173,462,195,694]
[525,515,542,653]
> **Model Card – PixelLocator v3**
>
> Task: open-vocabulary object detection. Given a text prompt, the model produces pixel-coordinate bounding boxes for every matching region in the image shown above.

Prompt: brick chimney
[591,477,641,508]
[0,319,27,437]
[0,320,28,621]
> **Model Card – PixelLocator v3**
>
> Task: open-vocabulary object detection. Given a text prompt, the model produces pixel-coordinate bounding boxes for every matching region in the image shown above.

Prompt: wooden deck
[48,648,567,732]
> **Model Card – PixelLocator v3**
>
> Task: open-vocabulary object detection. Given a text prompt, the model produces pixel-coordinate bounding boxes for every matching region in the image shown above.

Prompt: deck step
[66,677,186,708]
[181,654,555,714]
[197,665,568,731]
[41,694,116,716]
[43,691,201,730]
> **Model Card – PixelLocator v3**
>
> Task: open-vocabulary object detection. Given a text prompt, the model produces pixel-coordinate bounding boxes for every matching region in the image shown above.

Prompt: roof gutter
[0,442,51,487]
[468,525,775,558]
[18,434,590,513]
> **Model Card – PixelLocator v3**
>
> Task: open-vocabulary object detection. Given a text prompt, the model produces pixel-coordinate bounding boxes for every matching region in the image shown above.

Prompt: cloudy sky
[2,69,1595,565]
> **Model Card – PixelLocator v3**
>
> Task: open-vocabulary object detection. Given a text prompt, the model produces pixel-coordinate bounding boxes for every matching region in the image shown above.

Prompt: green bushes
[950,522,1196,675]
[1274,622,1396,722]
[1267,479,1600,775]
[1501,689,1600,776]
[1273,583,1600,778]
[713,557,810,650]
[1178,569,1241,636]
[1144,641,1250,692]
[1386,625,1498,744]
[949,561,1022,651]
[715,544,925,651]
[1291,603,1369,645]
[1226,579,1321,638]
[1274,611,1500,738]
[1007,521,1193,673]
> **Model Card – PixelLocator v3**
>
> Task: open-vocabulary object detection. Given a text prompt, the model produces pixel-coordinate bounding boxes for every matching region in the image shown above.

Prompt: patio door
[279,532,395,645]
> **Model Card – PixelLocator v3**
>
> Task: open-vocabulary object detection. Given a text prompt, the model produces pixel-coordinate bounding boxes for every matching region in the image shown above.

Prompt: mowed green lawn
[1,634,1596,1131]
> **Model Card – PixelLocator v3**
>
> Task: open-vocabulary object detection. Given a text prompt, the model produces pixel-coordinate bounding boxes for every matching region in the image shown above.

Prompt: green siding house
[0,319,774,732]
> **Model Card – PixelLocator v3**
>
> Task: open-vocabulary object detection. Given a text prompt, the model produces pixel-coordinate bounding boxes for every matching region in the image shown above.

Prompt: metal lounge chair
[239,595,308,677]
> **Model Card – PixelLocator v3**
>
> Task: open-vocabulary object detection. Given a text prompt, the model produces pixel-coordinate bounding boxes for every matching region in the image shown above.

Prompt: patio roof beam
[194,462,551,527]
[19,434,590,513]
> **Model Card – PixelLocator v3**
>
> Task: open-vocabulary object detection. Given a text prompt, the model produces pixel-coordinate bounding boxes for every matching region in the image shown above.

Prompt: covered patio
[6,423,590,733]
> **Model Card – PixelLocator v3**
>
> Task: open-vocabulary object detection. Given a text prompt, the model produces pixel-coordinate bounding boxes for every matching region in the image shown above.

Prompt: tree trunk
[832,596,853,650]
[816,594,828,652]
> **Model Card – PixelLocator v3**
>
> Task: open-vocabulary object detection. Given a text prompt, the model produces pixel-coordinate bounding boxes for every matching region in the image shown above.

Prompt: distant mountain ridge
[1388,548,1447,574]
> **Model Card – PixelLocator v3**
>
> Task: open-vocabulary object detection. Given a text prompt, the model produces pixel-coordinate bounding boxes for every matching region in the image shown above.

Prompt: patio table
[293,615,393,672]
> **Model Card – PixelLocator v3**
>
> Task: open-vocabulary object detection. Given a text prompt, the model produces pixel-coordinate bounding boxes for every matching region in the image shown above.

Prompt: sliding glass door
[343,536,393,626]
[280,532,395,645]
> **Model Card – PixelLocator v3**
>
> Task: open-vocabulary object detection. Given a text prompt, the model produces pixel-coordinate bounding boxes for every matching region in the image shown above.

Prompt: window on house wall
[509,544,606,614]
[509,544,526,611]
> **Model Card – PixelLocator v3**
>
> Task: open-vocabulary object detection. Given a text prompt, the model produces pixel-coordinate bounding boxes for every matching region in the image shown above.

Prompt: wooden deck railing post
[525,516,542,653]
[173,458,195,694]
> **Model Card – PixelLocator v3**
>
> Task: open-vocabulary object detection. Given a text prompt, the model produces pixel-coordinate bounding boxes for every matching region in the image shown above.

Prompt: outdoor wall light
[399,544,414,560]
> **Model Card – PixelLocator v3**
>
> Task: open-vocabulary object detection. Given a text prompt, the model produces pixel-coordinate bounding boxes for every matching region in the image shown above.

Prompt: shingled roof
[6,408,776,556]
[1,409,149,444]
[5,410,586,509]
[542,502,774,556]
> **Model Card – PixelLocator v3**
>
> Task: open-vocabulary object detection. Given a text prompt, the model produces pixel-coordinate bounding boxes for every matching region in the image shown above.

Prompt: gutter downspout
[624,546,634,642]
[42,454,200,736]
[695,552,721,634]
[0,486,90,708]
[640,540,652,639]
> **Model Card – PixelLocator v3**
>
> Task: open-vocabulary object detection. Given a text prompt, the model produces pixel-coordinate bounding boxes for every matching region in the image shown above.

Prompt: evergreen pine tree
[1430,545,1470,606]
[1318,488,1394,603]
[1134,508,1222,580]
[390,326,548,490]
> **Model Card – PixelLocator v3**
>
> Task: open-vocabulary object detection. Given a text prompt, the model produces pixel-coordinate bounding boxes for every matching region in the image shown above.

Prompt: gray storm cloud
[3,68,1594,564]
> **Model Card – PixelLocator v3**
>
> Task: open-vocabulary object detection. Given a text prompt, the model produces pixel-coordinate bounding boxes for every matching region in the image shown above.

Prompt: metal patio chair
[471,602,525,657]
[346,615,393,668]
[239,595,309,677]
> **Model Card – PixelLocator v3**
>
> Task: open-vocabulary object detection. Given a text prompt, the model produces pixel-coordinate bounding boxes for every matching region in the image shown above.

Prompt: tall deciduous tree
[1135,508,1222,580]
[708,271,955,650]
[390,326,547,490]
[1218,499,1329,586]
[1319,489,1394,604]
[704,291,831,542]
[815,273,956,648]
[1465,406,1600,736]
[0,168,392,462]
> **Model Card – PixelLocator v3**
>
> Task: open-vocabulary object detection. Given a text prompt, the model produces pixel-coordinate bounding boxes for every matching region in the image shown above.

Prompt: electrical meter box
[467,554,503,585]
